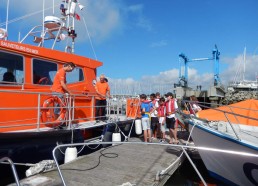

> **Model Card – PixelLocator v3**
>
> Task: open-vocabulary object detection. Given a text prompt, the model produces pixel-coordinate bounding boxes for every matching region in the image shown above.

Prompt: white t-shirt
[150,99,159,117]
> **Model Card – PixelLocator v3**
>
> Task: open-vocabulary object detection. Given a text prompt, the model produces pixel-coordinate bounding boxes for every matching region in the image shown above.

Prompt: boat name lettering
[0,41,39,54]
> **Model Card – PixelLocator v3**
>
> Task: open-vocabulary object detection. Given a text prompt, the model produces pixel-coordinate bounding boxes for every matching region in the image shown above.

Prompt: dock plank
[15,138,184,186]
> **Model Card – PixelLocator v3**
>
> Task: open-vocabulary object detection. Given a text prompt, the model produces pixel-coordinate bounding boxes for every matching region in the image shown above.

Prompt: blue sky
[1,0,258,94]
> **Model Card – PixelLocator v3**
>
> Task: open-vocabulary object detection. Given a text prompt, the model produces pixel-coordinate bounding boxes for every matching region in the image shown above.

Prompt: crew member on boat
[94,74,111,121]
[51,62,75,115]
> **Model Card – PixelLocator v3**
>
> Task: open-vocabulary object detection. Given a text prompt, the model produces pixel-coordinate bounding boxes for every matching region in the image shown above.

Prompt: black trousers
[95,99,107,121]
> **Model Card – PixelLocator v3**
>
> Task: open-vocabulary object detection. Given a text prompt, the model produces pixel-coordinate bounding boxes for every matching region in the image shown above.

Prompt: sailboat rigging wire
[81,12,98,60]
[0,5,59,27]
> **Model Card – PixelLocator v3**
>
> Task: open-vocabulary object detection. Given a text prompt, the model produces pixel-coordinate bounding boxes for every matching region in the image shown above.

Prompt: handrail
[0,90,135,131]
[183,100,258,140]
[223,113,240,140]
[184,100,258,122]
[52,141,258,186]
[0,157,20,186]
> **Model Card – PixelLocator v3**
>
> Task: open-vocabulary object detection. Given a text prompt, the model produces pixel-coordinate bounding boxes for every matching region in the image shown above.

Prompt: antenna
[42,0,45,47]
[5,0,9,40]
[52,0,55,15]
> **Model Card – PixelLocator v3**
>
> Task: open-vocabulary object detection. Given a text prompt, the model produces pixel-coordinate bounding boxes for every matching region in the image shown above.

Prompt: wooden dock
[12,138,184,186]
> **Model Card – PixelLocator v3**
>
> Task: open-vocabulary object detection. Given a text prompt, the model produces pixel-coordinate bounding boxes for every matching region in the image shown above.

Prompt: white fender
[64,147,77,163]
[112,132,121,146]
[135,119,142,135]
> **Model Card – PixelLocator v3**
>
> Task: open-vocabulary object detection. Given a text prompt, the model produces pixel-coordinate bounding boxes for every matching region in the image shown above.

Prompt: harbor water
[165,157,226,186]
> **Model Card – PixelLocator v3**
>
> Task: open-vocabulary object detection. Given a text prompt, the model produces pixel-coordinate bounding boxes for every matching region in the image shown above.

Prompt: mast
[243,46,246,81]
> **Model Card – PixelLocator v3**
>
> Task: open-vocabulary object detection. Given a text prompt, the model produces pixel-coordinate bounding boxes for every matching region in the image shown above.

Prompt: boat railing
[19,25,43,43]
[0,90,137,131]
[183,100,258,140]
[0,157,20,186]
[51,141,258,186]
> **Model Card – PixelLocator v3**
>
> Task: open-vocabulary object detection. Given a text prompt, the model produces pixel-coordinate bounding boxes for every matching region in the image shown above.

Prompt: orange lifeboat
[41,96,66,128]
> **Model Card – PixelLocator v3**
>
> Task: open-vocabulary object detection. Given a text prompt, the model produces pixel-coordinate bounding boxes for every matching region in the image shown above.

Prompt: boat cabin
[0,40,102,132]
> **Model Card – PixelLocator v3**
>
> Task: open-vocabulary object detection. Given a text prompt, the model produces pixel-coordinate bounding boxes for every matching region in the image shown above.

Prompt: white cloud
[80,0,122,43]
[221,54,258,85]
[136,16,152,31]
[127,3,152,32]
[127,4,144,12]
[150,40,168,48]
[108,54,258,95]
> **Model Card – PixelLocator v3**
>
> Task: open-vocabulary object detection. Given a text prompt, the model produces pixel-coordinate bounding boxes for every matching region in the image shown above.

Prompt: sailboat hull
[188,121,258,186]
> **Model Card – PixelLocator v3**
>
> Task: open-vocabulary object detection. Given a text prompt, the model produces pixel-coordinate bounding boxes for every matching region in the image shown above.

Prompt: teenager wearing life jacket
[155,92,161,138]
[165,92,179,144]
[157,97,166,143]
[150,93,159,140]
[140,94,153,142]
[189,95,202,117]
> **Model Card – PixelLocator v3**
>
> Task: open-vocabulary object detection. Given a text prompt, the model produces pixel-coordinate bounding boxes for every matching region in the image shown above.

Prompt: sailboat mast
[243,46,246,81]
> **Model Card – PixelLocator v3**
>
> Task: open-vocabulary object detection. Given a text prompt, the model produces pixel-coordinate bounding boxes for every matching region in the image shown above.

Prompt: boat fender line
[41,96,66,128]
[25,160,56,177]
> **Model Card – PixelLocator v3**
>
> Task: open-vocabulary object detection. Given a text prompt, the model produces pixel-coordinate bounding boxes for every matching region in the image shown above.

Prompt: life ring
[41,96,66,128]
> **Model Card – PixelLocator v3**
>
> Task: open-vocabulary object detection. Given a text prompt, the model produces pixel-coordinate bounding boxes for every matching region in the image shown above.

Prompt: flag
[75,13,80,21]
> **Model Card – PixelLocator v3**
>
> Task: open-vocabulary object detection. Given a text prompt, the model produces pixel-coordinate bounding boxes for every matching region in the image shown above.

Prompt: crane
[176,45,221,88]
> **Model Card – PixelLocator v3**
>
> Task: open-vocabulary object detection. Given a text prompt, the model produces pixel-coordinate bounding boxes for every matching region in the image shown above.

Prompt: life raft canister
[41,96,66,128]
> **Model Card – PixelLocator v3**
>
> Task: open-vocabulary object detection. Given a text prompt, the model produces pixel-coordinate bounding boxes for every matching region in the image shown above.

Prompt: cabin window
[33,59,57,85]
[66,67,84,83]
[0,51,24,85]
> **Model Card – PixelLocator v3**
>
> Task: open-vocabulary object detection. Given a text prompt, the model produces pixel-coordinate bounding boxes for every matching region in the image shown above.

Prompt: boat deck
[11,138,184,186]
[75,115,134,130]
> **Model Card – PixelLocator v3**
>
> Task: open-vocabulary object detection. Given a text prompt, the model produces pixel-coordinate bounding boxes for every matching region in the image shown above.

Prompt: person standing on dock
[189,95,202,117]
[95,74,111,121]
[150,93,159,140]
[165,92,179,144]
[155,92,161,138]
[51,62,75,115]
[157,97,166,143]
[140,94,153,142]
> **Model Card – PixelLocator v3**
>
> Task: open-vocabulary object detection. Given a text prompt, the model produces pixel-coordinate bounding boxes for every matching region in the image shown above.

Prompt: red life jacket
[165,99,175,115]
[158,105,166,117]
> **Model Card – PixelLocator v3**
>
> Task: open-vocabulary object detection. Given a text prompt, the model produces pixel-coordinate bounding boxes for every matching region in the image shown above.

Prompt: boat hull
[188,121,258,186]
